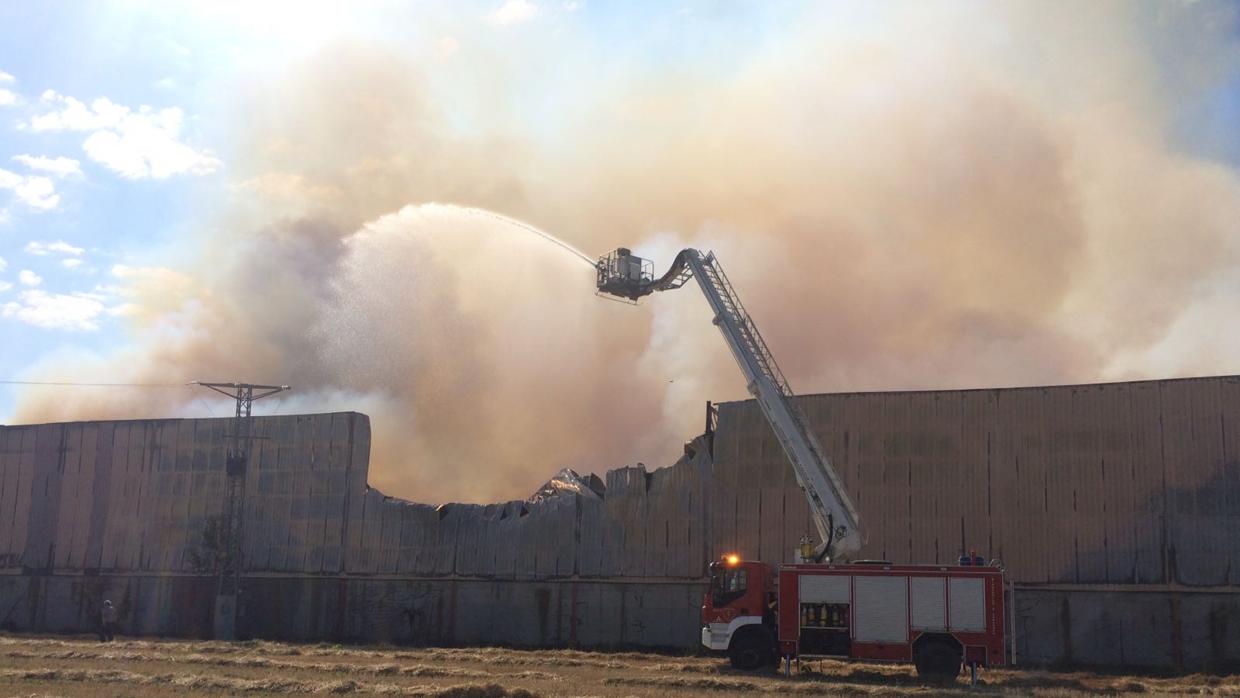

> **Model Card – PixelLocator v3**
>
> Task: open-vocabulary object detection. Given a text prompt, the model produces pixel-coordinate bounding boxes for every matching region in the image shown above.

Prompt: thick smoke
[12,2,1240,503]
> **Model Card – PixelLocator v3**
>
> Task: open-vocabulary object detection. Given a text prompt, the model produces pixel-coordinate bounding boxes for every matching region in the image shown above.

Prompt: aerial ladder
[596,247,1006,680]
[596,247,863,561]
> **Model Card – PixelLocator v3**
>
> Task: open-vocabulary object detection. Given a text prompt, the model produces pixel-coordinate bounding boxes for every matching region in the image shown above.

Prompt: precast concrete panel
[26,424,64,571]
[1225,380,1240,587]
[11,427,35,567]
[577,496,602,577]
[757,487,785,565]
[961,390,996,566]
[52,424,81,570]
[97,422,125,570]
[63,425,92,569]
[0,429,17,562]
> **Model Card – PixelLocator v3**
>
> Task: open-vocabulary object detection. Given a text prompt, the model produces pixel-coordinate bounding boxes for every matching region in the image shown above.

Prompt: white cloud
[19,269,42,286]
[0,70,13,83]
[25,239,85,256]
[2,289,107,330]
[0,281,11,292]
[0,168,59,210]
[488,0,540,25]
[62,258,85,269]
[29,92,221,179]
[562,0,580,10]
[30,91,119,130]
[12,154,81,178]
[0,256,5,271]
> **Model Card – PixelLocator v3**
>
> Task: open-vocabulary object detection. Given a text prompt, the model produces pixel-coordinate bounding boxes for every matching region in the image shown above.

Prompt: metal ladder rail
[697,254,794,397]
[697,254,836,476]
[693,251,861,557]
[700,259,786,393]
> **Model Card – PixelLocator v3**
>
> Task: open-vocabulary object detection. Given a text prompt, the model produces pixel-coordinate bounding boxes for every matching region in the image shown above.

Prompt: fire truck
[596,248,1007,680]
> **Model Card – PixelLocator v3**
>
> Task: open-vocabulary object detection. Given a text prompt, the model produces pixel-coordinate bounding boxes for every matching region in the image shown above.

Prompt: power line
[193,396,219,417]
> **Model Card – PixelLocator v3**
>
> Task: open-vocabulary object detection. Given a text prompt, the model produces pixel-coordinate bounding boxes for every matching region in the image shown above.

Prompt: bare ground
[0,634,1237,697]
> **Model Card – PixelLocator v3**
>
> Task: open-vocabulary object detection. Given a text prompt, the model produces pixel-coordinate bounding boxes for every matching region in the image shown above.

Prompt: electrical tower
[194,381,290,640]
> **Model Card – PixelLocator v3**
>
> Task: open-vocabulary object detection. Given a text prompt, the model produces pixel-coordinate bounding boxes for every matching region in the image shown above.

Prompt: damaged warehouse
[1,375,1239,670]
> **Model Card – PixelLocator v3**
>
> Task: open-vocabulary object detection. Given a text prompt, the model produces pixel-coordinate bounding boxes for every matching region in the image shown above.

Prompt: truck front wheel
[727,627,773,671]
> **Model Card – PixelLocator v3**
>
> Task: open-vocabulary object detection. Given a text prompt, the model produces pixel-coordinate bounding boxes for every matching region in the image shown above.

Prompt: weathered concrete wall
[0,412,710,581]
[0,573,705,649]
[0,410,714,650]
[709,375,1240,669]
[2,376,1239,669]
[1013,587,1240,670]
[711,376,1240,585]
[0,413,369,575]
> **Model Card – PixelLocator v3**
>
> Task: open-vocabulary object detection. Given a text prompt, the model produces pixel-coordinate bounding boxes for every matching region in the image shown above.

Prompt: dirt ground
[1,634,1237,697]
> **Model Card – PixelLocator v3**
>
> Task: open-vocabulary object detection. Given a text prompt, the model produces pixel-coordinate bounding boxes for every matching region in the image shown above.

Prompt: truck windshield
[715,569,747,593]
[711,567,748,606]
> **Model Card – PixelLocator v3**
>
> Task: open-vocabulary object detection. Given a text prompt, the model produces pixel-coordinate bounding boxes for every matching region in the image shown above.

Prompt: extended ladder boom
[597,248,863,561]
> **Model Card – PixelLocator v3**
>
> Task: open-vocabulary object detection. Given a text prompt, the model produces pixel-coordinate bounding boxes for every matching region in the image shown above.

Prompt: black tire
[914,641,962,681]
[728,628,773,671]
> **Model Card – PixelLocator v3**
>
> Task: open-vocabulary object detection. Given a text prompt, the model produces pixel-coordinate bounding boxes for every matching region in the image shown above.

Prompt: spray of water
[457,206,598,268]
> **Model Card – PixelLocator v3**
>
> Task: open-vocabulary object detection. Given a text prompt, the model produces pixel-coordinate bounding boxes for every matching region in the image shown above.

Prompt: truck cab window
[711,568,748,606]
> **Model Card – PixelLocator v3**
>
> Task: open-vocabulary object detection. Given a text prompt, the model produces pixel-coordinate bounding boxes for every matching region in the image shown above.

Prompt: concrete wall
[0,412,710,581]
[0,410,714,650]
[708,375,1240,669]
[711,376,1240,585]
[2,375,1239,669]
[0,413,369,575]
[1013,587,1240,670]
[0,573,705,649]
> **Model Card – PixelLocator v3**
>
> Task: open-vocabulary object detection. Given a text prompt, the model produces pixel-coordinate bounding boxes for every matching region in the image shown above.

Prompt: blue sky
[0,4,226,417]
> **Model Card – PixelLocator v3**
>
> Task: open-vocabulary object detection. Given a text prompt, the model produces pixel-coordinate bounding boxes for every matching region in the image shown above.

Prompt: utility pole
[193,381,290,640]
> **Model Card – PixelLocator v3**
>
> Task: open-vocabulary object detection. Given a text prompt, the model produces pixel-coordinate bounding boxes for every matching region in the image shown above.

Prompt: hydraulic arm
[597,248,863,561]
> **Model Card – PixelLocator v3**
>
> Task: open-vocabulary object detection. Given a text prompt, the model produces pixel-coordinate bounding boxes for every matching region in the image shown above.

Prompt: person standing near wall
[99,600,118,642]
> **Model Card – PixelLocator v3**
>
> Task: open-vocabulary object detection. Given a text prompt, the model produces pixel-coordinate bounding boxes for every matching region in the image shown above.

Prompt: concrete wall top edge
[716,373,1240,406]
[0,410,369,431]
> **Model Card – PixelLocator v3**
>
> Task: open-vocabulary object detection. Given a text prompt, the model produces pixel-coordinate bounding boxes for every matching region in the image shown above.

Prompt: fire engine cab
[596,247,1008,680]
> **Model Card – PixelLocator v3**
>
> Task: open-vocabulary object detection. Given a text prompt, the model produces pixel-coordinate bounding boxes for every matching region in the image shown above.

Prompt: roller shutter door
[854,575,908,643]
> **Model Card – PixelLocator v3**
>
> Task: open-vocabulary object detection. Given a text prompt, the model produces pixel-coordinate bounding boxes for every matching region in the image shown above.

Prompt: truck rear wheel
[914,640,962,681]
[727,627,773,671]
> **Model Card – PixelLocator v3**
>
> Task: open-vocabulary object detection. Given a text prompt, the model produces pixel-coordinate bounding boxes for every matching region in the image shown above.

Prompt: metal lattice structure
[193,381,289,638]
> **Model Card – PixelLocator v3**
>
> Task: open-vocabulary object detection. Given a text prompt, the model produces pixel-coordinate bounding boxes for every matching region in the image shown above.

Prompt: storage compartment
[799,602,850,656]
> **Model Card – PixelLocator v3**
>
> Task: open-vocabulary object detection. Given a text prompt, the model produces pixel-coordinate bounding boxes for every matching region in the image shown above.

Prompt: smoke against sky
[6,1,1240,503]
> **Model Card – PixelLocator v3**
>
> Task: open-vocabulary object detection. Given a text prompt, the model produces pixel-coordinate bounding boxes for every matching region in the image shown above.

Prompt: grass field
[1,634,1237,696]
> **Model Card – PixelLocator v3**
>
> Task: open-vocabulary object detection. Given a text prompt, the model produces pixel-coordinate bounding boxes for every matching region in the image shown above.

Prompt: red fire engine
[702,557,1005,678]
[597,248,1007,680]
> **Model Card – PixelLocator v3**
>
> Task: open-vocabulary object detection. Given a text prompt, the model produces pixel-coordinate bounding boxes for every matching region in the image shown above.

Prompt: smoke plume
[12,2,1240,503]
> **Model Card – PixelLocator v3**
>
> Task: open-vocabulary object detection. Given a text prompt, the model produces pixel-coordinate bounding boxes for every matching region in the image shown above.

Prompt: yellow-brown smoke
[12,2,1240,503]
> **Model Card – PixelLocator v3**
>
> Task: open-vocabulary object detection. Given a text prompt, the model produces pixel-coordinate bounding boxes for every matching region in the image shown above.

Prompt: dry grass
[1,633,1236,697]
[0,667,537,696]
